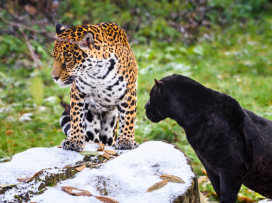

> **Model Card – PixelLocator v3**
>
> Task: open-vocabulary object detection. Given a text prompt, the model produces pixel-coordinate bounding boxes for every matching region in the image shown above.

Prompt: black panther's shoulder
[214,92,245,127]
[243,108,272,128]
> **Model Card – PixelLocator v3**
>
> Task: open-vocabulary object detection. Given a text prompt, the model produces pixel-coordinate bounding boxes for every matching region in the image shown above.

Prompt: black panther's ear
[154,79,164,94]
[56,24,66,35]
[154,79,163,86]
[78,33,94,50]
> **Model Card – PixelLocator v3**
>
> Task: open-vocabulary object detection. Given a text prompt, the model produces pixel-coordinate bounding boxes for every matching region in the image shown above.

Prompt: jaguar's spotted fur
[52,22,138,151]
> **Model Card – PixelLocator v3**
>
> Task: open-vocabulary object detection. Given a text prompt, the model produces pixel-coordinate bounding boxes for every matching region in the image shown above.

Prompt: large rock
[0,141,204,203]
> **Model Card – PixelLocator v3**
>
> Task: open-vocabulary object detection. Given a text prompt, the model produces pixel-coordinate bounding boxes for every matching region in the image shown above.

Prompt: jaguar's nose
[52,76,60,81]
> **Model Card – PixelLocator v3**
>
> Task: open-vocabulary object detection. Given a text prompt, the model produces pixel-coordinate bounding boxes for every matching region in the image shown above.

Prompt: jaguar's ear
[154,79,164,94]
[56,24,66,35]
[79,33,94,50]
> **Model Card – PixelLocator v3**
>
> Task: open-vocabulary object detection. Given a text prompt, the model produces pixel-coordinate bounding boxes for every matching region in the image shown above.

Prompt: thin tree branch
[19,28,54,90]
[2,16,92,47]
[1,17,47,34]
[20,28,41,69]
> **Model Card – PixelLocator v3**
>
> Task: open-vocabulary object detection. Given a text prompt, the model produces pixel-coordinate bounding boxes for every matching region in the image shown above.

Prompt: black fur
[145,74,272,202]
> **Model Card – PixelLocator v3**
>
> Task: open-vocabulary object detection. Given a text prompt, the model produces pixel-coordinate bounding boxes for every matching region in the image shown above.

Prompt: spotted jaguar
[52,22,139,151]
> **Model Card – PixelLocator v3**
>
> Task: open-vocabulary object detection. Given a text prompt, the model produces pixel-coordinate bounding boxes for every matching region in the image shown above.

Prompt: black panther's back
[242,109,272,197]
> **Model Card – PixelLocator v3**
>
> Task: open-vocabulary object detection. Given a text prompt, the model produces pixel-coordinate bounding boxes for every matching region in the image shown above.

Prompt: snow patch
[0,141,195,203]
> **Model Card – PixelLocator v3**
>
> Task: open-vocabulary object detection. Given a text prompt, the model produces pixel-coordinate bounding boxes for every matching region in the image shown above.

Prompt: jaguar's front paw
[61,137,85,152]
[115,138,139,150]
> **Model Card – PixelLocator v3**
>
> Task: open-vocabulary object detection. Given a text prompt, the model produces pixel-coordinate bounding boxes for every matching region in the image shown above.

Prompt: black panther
[145,74,272,202]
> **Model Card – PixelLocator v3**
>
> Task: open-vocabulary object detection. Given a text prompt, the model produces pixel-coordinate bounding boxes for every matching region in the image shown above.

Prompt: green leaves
[30,76,44,105]
[193,46,205,56]
[79,151,100,156]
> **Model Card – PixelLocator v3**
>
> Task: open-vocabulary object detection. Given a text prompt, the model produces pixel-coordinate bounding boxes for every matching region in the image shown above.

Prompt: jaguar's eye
[65,58,72,62]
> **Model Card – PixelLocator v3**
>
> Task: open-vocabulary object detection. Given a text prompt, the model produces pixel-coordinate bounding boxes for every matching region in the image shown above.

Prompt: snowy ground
[0,141,196,203]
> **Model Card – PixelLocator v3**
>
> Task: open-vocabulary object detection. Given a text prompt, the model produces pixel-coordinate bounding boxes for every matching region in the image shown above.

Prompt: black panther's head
[145,74,211,124]
[144,79,170,123]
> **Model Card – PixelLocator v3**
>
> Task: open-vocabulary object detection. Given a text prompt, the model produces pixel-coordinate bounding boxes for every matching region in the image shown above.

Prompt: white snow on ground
[0,141,195,203]
[0,143,114,184]
[30,141,195,203]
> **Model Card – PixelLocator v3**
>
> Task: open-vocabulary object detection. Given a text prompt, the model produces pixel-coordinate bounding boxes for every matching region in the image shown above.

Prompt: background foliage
[0,0,272,201]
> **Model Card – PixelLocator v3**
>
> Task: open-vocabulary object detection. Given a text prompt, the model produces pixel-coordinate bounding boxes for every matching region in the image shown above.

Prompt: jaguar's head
[51,24,99,87]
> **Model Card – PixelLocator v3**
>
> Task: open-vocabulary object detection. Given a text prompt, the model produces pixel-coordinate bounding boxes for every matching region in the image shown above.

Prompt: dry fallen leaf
[97,143,105,151]
[95,196,119,203]
[17,171,42,183]
[17,177,31,183]
[160,174,185,183]
[97,148,105,151]
[5,130,14,135]
[24,4,37,15]
[147,180,168,192]
[58,186,92,196]
[211,192,217,196]
[75,165,86,172]
[57,145,62,148]
[104,150,117,155]
[198,176,208,185]
[201,168,207,175]
[103,153,111,160]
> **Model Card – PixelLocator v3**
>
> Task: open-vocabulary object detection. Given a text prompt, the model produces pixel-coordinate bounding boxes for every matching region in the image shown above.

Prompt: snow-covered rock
[0,141,200,203]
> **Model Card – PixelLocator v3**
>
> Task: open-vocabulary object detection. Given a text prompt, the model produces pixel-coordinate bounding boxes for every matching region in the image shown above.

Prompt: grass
[1,13,272,201]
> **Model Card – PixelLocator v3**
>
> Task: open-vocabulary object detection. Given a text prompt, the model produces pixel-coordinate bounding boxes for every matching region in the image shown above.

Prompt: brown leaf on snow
[97,143,105,151]
[57,145,62,148]
[147,180,168,192]
[75,165,86,172]
[104,150,117,155]
[17,177,31,183]
[95,196,119,203]
[17,171,42,183]
[58,186,92,196]
[160,174,185,183]
[97,147,105,151]
[198,176,208,185]
[103,152,111,160]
